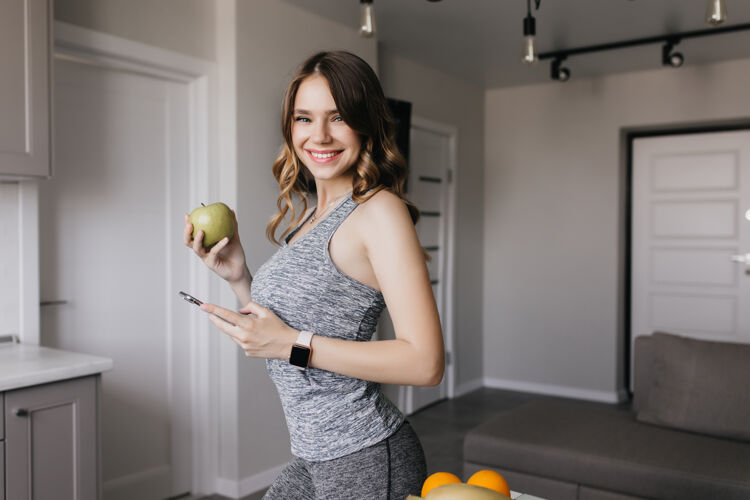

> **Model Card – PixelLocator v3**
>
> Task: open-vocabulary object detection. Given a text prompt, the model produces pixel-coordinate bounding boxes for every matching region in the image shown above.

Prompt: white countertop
[0,343,113,392]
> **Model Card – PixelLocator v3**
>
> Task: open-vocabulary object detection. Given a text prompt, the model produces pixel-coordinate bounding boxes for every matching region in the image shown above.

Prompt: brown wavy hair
[266,50,420,245]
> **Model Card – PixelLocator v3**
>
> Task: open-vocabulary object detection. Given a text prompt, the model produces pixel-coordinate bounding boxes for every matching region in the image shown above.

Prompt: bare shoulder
[356,189,411,226]
[353,190,420,258]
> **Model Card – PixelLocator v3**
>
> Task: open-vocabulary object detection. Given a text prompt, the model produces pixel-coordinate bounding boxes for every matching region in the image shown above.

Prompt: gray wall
[234,0,377,482]
[378,48,486,393]
[483,57,750,400]
[55,0,216,61]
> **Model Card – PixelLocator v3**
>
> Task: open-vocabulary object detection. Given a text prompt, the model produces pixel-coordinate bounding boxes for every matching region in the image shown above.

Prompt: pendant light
[359,0,376,38]
[522,0,541,65]
[705,0,728,26]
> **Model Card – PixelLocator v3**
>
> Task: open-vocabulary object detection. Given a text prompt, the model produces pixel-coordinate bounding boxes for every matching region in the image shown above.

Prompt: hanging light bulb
[359,0,376,38]
[521,0,539,65]
[705,0,728,26]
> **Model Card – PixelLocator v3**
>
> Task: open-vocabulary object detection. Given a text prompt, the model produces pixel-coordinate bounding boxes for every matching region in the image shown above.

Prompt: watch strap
[296,330,314,348]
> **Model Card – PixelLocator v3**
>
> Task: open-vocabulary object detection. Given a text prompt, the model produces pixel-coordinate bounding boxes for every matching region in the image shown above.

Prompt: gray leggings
[263,421,427,500]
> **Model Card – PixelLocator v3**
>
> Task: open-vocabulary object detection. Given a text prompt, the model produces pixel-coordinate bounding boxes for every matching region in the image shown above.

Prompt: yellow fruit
[421,472,462,497]
[467,470,511,496]
[425,483,510,499]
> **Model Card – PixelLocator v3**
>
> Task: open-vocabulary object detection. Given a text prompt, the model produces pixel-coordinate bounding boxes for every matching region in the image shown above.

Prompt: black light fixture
[662,40,684,67]
[537,22,750,82]
[521,0,542,65]
[359,0,375,38]
[551,57,570,81]
[705,0,728,26]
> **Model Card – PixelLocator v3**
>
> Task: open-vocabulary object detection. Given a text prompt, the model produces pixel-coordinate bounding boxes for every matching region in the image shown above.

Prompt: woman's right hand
[183,211,248,285]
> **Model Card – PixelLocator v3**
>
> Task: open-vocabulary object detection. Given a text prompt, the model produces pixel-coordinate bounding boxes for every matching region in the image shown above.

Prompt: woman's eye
[332,116,343,122]
[294,116,310,123]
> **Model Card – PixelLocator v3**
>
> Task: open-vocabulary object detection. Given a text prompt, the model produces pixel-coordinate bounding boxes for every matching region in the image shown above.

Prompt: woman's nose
[311,121,331,143]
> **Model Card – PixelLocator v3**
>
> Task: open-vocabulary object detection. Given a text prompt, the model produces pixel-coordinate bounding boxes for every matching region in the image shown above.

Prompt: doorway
[39,22,218,499]
[630,129,750,381]
[404,117,457,414]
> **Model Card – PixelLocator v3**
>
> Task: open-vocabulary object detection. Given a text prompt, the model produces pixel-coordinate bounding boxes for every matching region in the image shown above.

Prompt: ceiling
[280,0,750,88]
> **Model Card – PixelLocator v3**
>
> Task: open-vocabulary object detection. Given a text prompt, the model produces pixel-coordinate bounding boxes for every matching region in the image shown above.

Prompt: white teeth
[311,151,338,159]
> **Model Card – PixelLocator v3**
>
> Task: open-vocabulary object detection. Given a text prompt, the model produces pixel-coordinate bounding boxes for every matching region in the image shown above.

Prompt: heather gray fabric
[463,400,750,499]
[636,332,750,441]
[263,421,426,500]
[252,194,404,461]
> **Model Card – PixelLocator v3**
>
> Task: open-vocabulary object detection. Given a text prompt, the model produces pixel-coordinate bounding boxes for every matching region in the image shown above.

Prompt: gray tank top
[251,194,404,461]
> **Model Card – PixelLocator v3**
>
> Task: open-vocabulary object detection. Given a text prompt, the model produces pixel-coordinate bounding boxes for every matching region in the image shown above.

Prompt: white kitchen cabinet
[4,376,99,500]
[0,0,53,178]
[0,344,112,500]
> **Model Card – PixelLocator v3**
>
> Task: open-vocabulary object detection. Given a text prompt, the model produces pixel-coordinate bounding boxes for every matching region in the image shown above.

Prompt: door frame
[623,120,750,392]
[402,116,458,413]
[46,21,228,496]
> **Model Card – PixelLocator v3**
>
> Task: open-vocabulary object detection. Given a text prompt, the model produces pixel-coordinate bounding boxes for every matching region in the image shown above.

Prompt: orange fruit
[421,472,462,497]
[466,469,511,496]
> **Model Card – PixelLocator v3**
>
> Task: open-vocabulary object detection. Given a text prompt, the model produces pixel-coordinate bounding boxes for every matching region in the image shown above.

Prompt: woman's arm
[306,190,444,385]
[228,266,253,306]
[200,190,445,386]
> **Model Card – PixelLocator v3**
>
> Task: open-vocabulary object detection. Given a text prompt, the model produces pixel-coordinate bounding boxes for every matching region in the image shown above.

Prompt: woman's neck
[314,178,353,209]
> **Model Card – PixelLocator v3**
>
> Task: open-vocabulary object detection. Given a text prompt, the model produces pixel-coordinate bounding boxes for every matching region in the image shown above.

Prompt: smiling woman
[290,75,362,186]
[184,51,444,499]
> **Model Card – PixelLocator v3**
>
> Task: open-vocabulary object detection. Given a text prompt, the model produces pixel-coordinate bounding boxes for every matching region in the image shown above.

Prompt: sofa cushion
[463,400,750,500]
[636,332,750,441]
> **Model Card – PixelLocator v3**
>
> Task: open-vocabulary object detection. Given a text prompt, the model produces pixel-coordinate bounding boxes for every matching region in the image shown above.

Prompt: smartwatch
[289,330,314,369]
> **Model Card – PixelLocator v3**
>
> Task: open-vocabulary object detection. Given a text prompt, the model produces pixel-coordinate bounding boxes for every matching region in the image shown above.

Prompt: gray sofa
[463,333,750,499]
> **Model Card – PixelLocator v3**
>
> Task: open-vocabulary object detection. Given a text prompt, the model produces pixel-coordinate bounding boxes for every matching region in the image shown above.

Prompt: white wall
[0,183,19,337]
[483,57,750,402]
[378,48,486,395]
[54,0,216,62]
[233,0,377,492]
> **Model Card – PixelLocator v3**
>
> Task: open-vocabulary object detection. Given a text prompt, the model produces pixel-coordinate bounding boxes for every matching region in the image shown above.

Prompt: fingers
[207,313,239,333]
[192,230,207,256]
[184,214,206,257]
[208,237,230,259]
[238,300,267,316]
[206,313,253,356]
[201,303,250,329]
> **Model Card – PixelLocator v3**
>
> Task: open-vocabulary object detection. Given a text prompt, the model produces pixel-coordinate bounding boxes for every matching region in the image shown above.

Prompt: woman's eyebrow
[293,109,339,115]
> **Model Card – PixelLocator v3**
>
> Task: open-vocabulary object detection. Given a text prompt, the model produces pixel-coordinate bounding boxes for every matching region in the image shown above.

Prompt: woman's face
[291,74,362,184]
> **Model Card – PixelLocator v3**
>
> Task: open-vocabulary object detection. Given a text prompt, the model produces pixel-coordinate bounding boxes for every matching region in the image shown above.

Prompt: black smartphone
[179,291,236,326]
[179,291,203,306]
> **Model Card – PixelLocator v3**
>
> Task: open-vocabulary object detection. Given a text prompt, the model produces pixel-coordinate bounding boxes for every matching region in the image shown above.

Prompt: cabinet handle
[14,408,29,417]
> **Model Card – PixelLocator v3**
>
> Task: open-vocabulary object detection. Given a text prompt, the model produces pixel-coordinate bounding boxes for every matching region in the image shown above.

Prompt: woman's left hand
[199,301,297,359]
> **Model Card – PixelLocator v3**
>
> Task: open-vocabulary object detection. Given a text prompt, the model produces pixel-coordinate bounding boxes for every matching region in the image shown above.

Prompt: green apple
[188,202,235,249]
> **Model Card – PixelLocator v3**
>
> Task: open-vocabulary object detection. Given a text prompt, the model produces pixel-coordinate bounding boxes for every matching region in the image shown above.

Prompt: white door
[405,119,455,414]
[631,131,750,359]
[39,56,192,499]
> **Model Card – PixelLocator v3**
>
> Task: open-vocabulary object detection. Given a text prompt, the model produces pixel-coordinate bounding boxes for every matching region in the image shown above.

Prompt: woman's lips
[306,149,343,164]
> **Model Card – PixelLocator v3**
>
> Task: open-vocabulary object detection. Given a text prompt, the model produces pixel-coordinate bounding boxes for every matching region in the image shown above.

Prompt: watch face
[289,344,311,367]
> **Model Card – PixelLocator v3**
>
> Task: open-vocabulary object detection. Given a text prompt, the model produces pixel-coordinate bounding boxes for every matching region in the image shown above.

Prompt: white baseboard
[103,464,171,500]
[215,462,287,499]
[484,377,627,404]
[455,378,484,398]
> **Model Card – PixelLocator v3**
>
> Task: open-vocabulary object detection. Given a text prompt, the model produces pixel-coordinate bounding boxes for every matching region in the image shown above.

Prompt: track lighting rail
[538,22,750,61]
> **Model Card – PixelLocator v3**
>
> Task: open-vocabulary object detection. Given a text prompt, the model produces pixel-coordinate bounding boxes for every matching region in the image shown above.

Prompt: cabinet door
[0,0,52,178]
[5,376,97,500]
